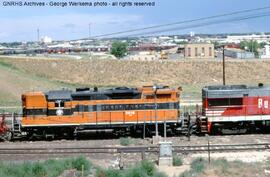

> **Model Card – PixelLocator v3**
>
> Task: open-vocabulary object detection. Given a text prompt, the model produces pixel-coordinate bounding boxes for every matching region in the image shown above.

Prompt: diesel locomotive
[197,84,270,134]
[20,85,181,139]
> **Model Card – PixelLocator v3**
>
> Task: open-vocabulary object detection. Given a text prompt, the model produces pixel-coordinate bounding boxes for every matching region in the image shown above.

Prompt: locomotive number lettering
[258,98,263,108]
[264,100,269,109]
[258,98,269,109]
[125,111,135,116]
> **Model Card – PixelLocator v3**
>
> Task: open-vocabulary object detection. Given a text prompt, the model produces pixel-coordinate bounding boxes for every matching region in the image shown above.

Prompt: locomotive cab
[22,92,47,117]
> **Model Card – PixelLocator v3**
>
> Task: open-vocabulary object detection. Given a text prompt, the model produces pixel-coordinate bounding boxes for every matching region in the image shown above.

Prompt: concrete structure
[260,45,270,59]
[158,141,173,166]
[224,48,255,59]
[184,43,214,59]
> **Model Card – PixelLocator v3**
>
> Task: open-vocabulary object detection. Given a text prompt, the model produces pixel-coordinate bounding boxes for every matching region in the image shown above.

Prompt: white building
[125,51,159,61]
[41,36,52,44]
[226,34,270,43]
[260,45,270,59]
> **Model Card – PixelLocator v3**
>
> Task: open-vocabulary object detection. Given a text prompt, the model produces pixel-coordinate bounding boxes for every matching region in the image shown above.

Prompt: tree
[110,41,128,58]
[240,40,260,57]
[260,42,267,48]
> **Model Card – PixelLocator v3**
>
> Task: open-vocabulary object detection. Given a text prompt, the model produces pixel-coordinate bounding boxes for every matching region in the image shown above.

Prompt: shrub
[103,169,124,177]
[140,160,155,176]
[97,160,157,177]
[0,156,92,177]
[191,157,206,173]
[125,166,148,177]
[179,158,206,177]
[173,155,183,166]
[120,137,133,146]
[70,156,91,171]
[212,158,229,173]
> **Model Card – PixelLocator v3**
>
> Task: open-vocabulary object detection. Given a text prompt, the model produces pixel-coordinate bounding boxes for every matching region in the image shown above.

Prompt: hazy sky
[0,0,270,42]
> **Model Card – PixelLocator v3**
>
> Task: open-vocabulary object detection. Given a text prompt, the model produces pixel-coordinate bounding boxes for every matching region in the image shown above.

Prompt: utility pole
[222,45,226,85]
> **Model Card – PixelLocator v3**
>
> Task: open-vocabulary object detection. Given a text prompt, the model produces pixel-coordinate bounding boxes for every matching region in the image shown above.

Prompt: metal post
[81,165,84,177]
[164,120,166,141]
[141,150,145,160]
[154,86,158,137]
[222,46,226,85]
[143,114,146,139]
[207,135,211,164]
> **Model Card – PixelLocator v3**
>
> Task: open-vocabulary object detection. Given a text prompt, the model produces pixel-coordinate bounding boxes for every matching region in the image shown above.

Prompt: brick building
[184,43,214,59]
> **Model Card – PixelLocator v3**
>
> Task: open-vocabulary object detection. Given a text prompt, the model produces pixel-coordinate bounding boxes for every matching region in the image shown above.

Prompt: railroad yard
[1,56,270,177]
[2,1,270,176]
[1,135,270,164]
[0,134,270,176]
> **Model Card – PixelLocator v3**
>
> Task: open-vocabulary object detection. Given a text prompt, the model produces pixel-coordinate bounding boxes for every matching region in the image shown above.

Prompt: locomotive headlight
[56,109,64,116]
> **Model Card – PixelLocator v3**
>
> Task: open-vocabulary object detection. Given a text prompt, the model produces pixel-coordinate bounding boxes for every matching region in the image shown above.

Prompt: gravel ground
[0,134,270,169]
[1,134,270,148]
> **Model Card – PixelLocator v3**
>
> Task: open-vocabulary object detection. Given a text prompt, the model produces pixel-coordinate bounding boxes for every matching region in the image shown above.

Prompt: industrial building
[184,43,214,59]
[224,48,255,59]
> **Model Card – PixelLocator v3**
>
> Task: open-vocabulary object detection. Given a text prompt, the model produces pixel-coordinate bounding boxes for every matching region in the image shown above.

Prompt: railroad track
[0,143,269,155]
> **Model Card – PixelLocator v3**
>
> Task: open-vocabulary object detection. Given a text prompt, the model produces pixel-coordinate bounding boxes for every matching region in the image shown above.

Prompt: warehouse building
[224,48,255,59]
[184,43,214,59]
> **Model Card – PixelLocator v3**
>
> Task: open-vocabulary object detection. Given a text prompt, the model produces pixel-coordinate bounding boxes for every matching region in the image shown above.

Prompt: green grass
[97,160,164,177]
[0,156,91,177]
[0,60,14,68]
[179,158,251,177]
[0,59,81,109]
[0,58,79,89]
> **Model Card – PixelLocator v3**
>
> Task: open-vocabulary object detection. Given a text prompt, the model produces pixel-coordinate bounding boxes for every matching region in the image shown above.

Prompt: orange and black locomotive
[21,86,181,138]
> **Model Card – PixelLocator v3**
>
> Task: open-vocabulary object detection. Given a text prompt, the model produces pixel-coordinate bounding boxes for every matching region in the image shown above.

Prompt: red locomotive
[198,84,270,134]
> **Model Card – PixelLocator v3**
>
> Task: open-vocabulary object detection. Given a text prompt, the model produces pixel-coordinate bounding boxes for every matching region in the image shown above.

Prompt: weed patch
[173,154,183,166]
[0,156,92,177]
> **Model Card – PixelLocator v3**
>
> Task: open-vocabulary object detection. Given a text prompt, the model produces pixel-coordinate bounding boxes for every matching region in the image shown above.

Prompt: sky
[0,0,270,42]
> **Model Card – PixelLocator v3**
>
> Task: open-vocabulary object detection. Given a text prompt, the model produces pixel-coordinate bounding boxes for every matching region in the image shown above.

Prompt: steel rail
[0,143,269,155]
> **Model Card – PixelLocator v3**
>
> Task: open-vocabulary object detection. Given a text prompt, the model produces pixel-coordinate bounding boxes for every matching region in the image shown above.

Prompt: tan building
[184,43,214,59]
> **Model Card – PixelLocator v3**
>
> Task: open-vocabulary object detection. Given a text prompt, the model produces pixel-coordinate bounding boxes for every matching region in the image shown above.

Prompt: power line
[89,6,270,38]
[125,11,270,37]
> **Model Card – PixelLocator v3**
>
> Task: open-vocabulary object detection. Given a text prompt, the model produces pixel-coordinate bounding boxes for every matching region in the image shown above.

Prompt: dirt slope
[1,57,270,86]
[0,59,76,107]
[0,56,270,103]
